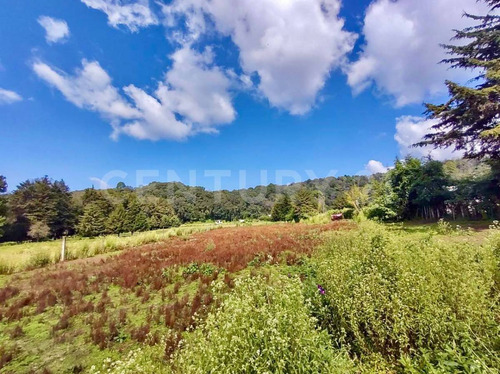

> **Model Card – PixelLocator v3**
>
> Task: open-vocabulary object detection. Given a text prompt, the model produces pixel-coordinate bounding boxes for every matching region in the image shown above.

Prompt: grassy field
[0,220,498,373]
[0,221,270,274]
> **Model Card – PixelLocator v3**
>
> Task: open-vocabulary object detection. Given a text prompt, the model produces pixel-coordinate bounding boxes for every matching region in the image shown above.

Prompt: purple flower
[317,284,325,295]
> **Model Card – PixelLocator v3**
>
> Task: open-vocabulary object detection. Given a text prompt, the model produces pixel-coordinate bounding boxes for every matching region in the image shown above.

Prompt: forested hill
[1,157,497,242]
[132,174,371,222]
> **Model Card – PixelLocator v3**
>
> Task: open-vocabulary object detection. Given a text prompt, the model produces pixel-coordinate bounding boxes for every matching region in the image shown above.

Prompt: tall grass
[0,223,229,273]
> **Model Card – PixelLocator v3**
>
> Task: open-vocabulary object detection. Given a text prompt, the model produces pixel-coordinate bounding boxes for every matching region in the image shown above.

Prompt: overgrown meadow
[0,220,499,373]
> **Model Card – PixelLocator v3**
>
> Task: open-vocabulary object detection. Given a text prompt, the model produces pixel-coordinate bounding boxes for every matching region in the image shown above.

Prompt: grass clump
[174,273,353,374]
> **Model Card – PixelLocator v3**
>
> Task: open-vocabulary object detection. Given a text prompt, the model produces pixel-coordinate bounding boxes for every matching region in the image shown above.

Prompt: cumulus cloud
[347,0,490,106]
[365,160,391,175]
[81,0,158,31]
[162,0,356,114]
[38,16,70,43]
[32,60,140,119]
[0,88,22,104]
[394,116,462,161]
[32,46,235,141]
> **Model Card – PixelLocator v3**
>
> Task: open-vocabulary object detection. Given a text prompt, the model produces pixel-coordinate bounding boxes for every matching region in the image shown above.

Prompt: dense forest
[0,157,498,242]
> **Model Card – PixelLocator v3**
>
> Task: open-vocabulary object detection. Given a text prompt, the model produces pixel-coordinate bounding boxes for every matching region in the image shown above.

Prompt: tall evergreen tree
[271,194,293,221]
[78,202,109,237]
[107,204,128,235]
[292,189,318,221]
[418,0,500,159]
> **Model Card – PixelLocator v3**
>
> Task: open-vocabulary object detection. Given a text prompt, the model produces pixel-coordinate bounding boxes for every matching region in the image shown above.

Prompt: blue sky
[0,0,487,191]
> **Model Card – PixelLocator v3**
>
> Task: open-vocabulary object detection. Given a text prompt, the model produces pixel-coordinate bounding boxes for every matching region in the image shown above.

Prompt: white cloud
[365,160,390,174]
[38,16,70,44]
[81,0,158,31]
[0,88,22,104]
[347,0,490,106]
[33,46,235,141]
[162,0,356,114]
[33,60,140,119]
[394,116,462,161]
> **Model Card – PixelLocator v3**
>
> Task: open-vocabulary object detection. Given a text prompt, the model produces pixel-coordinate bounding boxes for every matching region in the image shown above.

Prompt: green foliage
[343,185,369,214]
[107,204,128,235]
[182,262,217,276]
[341,207,354,219]
[419,1,500,159]
[271,194,293,221]
[78,202,109,237]
[174,274,353,373]
[28,252,52,268]
[312,222,499,371]
[133,211,150,233]
[388,157,423,219]
[292,188,319,221]
[8,176,75,240]
[364,203,397,221]
[141,196,180,229]
[89,346,170,374]
[27,220,51,241]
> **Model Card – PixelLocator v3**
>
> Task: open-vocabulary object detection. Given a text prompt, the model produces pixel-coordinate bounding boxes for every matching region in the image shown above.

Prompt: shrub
[436,218,453,234]
[88,346,169,374]
[174,274,353,373]
[28,252,52,269]
[364,203,397,222]
[312,222,499,371]
[341,208,354,219]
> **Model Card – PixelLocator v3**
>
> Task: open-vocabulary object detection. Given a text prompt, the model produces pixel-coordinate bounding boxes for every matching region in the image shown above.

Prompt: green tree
[271,194,293,221]
[28,220,51,241]
[133,211,150,233]
[81,188,112,210]
[9,176,75,239]
[78,202,109,237]
[122,194,145,233]
[107,204,128,235]
[292,188,318,221]
[418,0,500,159]
[410,160,451,219]
[141,196,180,229]
[365,178,398,221]
[388,157,423,219]
[343,185,369,214]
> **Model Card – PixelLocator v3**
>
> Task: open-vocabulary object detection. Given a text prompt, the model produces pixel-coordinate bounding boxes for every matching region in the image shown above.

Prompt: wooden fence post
[61,235,66,262]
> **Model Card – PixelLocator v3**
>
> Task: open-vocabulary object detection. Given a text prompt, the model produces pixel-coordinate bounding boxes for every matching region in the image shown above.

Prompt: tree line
[0,158,498,242]
[269,158,499,223]
[354,158,500,222]
[0,173,368,242]
[0,179,180,242]
[0,169,343,241]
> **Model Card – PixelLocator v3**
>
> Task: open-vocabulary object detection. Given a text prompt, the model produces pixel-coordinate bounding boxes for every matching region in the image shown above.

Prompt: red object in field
[331,213,343,221]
